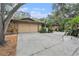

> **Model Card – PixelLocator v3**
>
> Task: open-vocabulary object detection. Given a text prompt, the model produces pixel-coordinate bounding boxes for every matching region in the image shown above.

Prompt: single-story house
[52,23,60,31]
[41,23,60,32]
[77,23,79,29]
[7,18,43,34]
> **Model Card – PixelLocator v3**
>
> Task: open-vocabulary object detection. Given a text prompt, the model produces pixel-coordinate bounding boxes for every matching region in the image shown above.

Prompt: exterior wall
[77,24,79,29]
[52,26,60,31]
[18,22,41,33]
[38,24,42,31]
[78,27,79,29]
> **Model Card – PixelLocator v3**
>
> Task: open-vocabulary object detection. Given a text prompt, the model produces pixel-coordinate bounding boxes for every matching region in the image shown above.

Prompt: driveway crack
[30,42,62,56]
[71,47,79,56]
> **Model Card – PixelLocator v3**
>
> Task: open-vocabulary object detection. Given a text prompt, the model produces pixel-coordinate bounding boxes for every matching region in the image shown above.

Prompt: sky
[18,3,53,19]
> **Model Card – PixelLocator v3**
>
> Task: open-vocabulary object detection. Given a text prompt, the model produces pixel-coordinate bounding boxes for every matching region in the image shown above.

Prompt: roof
[20,18,34,21]
[11,18,43,24]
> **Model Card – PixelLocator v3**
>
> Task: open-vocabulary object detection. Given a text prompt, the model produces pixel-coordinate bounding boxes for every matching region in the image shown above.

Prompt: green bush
[48,29,53,33]
[67,29,79,37]
[39,27,53,33]
[39,27,47,33]
[65,16,79,37]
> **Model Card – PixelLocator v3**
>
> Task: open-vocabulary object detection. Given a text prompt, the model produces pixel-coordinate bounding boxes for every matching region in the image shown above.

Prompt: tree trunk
[0,3,24,45]
[0,16,5,45]
[0,4,6,45]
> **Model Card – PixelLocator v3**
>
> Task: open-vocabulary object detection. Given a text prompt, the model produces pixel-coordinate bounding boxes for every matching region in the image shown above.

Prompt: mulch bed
[0,34,17,56]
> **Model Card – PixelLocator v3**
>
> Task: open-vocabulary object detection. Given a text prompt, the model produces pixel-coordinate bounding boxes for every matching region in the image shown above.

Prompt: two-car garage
[7,18,42,34]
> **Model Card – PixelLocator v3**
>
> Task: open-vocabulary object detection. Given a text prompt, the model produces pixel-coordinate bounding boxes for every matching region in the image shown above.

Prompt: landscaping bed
[0,34,17,56]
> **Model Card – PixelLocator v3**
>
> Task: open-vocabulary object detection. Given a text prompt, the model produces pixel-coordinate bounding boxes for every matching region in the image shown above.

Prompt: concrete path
[16,32,79,56]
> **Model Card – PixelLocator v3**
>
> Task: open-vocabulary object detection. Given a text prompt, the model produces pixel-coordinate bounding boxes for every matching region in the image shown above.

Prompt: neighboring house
[7,18,42,34]
[77,23,79,29]
[52,23,60,31]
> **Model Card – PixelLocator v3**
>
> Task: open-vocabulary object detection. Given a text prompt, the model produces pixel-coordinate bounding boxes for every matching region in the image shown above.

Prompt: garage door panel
[18,23,38,33]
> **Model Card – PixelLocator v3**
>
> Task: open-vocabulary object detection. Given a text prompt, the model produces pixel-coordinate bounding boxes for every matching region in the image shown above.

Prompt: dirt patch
[0,34,17,56]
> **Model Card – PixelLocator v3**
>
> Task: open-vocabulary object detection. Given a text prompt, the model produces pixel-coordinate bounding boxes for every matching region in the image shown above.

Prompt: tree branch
[4,3,24,33]
[4,3,24,22]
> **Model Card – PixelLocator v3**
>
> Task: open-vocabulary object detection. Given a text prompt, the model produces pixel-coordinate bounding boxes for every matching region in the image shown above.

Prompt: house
[52,23,60,31]
[7,18,42,34]
[77,23,79,29]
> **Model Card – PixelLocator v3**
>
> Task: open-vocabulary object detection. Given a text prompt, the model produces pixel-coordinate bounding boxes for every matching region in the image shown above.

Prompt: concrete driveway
[16,32,79,56]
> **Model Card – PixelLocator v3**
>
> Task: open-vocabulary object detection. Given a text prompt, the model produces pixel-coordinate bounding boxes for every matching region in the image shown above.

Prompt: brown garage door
[18,22,38,33]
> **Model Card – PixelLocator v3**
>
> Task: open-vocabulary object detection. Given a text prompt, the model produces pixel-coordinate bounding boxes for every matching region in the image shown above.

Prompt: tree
[67,16,79,30]
[50,3,79,31]
[13,11,31,19]
[52,3,79,19]
[39,17,53,33]
[0,3,24,45]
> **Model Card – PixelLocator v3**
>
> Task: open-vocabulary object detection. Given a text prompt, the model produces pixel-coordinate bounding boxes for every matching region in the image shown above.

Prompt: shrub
[67,29,79,37]
[65,16,79,37]
[48,29,53,33]
[39,27,47,33]
[39,27,53,33]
